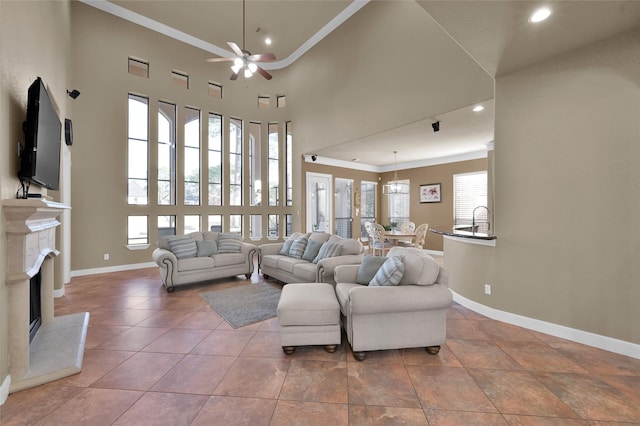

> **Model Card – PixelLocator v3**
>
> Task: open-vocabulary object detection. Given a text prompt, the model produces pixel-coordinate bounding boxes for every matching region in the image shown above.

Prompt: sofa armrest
[334,264,360,283]
[257,242,284,266]
[317,253,364,282]
[348,284,452,315]
[152,247,177,266]
[152,248,177,286]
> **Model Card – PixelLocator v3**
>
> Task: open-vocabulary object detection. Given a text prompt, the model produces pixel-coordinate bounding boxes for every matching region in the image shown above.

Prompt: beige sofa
[259,232,365,285]
[152,231,258,292]
[334,247,452,360]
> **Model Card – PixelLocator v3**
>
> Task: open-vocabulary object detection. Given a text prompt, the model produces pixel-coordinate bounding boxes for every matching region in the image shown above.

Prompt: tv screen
[18,77,62,191]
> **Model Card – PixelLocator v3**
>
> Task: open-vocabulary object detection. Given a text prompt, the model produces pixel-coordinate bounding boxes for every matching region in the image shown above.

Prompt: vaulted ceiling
[83,1,640,168]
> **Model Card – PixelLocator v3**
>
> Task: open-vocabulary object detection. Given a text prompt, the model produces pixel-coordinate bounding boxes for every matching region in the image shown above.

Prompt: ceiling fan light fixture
[233,57,244,68]
[231,64,242,74]
[244,68,253,78]
[248,62,257,73]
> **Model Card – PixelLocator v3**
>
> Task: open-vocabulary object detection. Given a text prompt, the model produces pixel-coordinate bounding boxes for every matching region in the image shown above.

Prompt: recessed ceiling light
[473,105,485,112]
[265,37,272,45]
[529,7,552,23]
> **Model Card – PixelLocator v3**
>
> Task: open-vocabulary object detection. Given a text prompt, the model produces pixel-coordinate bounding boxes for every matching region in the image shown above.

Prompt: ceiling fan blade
[248,52,276,62]
[256,66,272,80]
[230,69,241,81]
[227,41,244,57]
[206,57,234,63]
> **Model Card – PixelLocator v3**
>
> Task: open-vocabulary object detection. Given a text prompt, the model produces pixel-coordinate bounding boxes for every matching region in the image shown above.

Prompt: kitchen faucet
[472,206,490,234]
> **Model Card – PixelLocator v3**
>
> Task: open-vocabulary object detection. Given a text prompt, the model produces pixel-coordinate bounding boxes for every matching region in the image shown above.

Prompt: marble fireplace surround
[3,199,89,393]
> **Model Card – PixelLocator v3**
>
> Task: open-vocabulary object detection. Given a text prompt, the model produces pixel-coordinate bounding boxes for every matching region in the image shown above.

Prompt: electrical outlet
[484,284,492,295]
[103,253,109,261]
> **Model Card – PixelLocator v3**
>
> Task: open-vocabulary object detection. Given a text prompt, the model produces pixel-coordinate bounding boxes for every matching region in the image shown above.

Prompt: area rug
[200,282,282,329]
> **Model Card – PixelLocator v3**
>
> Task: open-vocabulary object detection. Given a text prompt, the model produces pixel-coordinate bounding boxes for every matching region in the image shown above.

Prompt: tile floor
[2,266,640,425]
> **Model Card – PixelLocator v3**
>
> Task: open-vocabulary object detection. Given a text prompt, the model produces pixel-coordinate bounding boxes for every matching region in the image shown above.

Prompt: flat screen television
[18,77,62,192]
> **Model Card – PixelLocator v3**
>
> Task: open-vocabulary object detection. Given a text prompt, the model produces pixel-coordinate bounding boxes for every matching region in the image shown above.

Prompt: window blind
[453,171,487,229]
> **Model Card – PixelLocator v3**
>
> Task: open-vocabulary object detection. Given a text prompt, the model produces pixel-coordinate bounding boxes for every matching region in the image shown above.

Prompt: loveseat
[259,232,365,285]
[152,231,258,292]
[334,247,452,360]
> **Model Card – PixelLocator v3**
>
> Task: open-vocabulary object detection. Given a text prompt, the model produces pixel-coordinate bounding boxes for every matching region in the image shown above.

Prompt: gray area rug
[200,282,282,329]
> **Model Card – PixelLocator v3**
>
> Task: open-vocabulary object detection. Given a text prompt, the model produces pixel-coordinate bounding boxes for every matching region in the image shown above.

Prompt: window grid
[158,215,176,239]
[184,107,200,205]
[158,101,176,205]
[208,113,223,206]
[127,215,148,245]
[127,94,149,205]
[229,118,243,206]
[268,214,279,238]
[285,122,293,206]
[250,214,262,240]
[268,123,279,206]
[208,215,223,232]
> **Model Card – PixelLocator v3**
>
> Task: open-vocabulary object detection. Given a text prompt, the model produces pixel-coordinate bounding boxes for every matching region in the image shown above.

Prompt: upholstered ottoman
[277,283,341,354]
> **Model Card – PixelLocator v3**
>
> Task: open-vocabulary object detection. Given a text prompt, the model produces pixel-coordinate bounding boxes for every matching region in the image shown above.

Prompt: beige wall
[70,3,295,271]
[489,28,640,344]
[0,0,71,400]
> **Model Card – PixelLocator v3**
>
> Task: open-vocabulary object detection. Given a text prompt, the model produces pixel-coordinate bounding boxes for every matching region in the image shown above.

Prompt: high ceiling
[84,1,640,168]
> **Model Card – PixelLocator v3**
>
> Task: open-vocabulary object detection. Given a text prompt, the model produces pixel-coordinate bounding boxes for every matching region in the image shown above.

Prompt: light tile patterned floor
[2,266,640,425]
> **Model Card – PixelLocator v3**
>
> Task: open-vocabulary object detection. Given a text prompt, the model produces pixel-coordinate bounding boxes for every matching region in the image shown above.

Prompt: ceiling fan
[206,0,276,80]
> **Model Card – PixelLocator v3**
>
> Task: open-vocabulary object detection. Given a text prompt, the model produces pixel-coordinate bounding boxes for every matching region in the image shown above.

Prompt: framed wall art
[420,183,441,203]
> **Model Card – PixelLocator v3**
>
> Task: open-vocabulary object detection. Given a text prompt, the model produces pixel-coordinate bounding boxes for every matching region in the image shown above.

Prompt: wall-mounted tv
[18,77,62,193]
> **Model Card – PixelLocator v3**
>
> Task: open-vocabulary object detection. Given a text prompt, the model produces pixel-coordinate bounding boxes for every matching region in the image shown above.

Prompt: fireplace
[29,271,42,343]
[3,199,89,393]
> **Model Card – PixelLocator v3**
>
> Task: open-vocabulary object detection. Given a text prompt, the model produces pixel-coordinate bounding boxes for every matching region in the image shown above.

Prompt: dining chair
[398,221,416,247]
[360,221,374,254]
[412,223,429,249]
[371,223,393,256]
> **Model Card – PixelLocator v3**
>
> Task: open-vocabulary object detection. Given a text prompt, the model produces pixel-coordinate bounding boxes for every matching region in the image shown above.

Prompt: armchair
[334,247,452,360]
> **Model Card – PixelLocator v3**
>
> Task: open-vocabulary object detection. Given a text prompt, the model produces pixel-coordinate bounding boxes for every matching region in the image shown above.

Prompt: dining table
[383,230,416,246]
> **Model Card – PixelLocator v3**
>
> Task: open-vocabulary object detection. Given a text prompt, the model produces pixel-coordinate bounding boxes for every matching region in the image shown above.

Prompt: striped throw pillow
[279,238,295,255]
[313,242,342,264]
[217,233,242,253]
[167,236,197,259]
[288,237,309,259]
[369,256,404,286]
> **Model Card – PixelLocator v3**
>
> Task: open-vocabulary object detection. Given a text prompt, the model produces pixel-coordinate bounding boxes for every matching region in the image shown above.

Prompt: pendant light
[383,151,408,195]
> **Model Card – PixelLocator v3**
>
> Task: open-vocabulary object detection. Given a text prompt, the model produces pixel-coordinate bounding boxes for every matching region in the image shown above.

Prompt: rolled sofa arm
[152,248,177,286]
[239,243,258,273]
[257,242,284,267]
[317,253,364,283]
[348,283,452,315]
[334,264,360,283]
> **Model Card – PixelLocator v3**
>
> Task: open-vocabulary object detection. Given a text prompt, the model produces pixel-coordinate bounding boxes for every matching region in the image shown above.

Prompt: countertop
[430,229,497,241]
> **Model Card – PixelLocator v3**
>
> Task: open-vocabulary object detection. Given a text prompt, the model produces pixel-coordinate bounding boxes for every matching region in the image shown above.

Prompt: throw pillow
[196,240,217,257]
[302,239,323,262]
[289,237,309,259]
[313,242,343,264]
[167,236,197,259]
[356,254,387,285]
[279,238,295,255]
[217,233,242,253]
[369,256,404,286]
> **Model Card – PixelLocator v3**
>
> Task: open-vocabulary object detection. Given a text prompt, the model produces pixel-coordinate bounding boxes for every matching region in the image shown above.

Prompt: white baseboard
[70,261,156,278]
[0,374,10,406]
[425,249,443,257]
[451,291,640,360]
[53,288,65,298]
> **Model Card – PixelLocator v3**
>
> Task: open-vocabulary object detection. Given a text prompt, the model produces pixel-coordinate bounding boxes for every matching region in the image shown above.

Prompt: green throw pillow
[369,256,404,286]
[302,239,323,262]
[356,254,387,284]
[196,240,217,257]
[279,238,295,255]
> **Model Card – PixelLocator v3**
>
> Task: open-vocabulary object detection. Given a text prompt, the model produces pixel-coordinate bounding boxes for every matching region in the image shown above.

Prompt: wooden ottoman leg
[426,345,441,355]
[282,346,296,355]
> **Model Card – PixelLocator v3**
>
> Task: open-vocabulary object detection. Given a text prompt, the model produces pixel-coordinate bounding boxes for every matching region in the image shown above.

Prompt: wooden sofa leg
[282,346,296,355]
[353,351,367,361]
[426,346,441,355]
[245,273,251,279]
[166,286,175,293]
[324,344,338,353]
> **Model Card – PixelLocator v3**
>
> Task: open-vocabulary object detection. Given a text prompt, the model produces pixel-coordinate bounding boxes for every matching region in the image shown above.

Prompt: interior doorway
[306,172,332,233]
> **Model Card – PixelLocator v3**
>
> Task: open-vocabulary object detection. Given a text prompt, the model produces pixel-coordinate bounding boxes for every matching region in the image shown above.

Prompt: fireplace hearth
[3,199,89,393]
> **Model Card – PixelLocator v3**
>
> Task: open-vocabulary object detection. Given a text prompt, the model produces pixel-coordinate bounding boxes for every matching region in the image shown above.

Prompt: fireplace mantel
[3,198,89,393]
